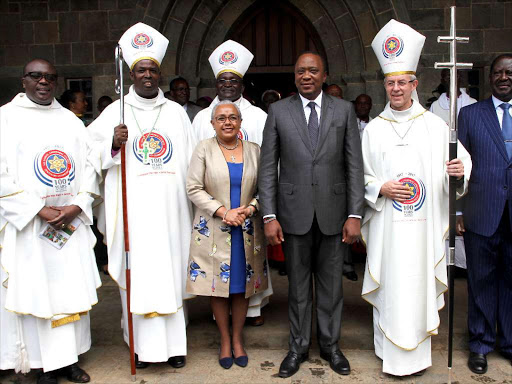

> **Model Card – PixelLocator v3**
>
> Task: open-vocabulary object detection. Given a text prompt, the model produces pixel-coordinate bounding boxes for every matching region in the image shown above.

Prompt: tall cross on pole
[434,6,472,384]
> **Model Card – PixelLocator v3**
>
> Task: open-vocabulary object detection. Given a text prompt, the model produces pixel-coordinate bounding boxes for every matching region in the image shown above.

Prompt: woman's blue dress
[227,162,246,294]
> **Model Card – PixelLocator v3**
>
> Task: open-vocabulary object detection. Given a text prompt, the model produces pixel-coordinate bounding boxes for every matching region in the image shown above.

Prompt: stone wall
[0,0,511,116]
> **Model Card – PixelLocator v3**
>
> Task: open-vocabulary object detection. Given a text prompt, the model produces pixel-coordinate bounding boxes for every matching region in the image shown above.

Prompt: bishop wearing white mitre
[360,20,472,376]
[88,23,195,368]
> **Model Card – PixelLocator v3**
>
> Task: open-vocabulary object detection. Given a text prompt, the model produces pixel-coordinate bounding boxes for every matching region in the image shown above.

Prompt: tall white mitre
[371,19,425,77]
[208,40,254,78]
[118,22,169,70]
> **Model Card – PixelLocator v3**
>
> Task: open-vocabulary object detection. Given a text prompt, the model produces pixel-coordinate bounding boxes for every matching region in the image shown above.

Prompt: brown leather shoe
[247,315,264,326]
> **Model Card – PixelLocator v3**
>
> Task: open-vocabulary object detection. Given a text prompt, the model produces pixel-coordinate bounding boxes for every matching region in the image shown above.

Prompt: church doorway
[226,0,327,107]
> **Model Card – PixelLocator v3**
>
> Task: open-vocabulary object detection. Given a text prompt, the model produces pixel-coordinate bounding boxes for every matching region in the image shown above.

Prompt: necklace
[217,138,239,162]
[389,119,416,142]
[130,105,163,136]
[217,138,239,150]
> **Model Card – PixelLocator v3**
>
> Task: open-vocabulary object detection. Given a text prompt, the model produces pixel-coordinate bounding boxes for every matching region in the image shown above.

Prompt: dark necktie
[500,103,512,159]
[308,102,319,151]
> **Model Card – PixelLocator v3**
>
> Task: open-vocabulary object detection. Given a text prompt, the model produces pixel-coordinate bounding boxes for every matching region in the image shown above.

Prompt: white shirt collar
[299,91,323,110]
[492,95,512,110]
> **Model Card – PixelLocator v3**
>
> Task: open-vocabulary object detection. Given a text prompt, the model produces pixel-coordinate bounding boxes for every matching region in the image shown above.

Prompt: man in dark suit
[458,53,512,374]
[258,52,364,378]
[168,77,202,122]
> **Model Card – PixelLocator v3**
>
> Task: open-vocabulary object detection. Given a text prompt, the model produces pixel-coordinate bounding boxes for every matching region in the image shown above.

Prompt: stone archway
[154,0,410,107]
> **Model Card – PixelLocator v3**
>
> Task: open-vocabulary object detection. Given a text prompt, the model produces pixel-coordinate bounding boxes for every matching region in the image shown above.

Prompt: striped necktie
[500,103,512,159]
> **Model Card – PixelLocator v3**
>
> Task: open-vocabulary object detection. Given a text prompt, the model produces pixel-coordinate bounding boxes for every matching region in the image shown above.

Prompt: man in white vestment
[0,59,101,384]
[88,23,195,368]
[361,20,472,376]
[192,40,272,325]
[430,69,477,125]
[430,69,477,270]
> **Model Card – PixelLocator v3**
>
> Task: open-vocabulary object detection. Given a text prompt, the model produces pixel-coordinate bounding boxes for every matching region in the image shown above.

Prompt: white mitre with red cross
[372,19,425,77]
[209,40,254,79]
[119,22,169,70]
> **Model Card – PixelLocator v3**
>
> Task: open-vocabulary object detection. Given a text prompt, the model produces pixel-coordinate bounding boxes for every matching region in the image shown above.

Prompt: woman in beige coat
[186,101,267,369]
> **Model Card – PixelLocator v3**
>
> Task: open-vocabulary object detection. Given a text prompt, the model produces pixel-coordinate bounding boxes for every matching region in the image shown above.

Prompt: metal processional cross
[434,6,472,384]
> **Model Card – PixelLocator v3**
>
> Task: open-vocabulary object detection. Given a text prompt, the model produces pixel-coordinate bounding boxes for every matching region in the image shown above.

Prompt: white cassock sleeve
[0,107,44,231]
[361,127,385,212]
[70,130,103,226]
[87,103,121,170]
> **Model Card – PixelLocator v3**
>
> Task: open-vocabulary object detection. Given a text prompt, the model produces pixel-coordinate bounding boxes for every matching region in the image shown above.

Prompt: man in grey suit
[168,77,203,122]
[259,52,364,378]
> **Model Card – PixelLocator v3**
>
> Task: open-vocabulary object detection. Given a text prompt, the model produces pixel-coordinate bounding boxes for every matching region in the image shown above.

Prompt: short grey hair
[211,100,242,120]
[383,74,417,86]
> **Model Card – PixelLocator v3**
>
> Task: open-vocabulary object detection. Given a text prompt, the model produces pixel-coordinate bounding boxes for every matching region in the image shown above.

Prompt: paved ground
[1,263,511,384]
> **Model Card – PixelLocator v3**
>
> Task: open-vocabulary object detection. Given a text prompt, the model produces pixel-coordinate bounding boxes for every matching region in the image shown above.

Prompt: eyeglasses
[217,79,241,86]
[385,79,414,88]
[24,72,58,83]
[214,115,240,123]
[172,87,190,92]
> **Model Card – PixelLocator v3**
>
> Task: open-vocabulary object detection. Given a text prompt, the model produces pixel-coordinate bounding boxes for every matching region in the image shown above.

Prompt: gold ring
[61,224,66,229]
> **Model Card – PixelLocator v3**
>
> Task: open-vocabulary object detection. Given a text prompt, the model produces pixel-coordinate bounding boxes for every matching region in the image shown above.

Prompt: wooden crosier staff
[115,44,136,382]
[434,6,472,384]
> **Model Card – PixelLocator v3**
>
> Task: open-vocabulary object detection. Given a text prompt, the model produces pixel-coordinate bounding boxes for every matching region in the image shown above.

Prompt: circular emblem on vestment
[132,132,173,165]
[392,177,426,212]
[219,51,238,66]
[34,149,76,187]
[382,36,404,59]
[132,33,153,49]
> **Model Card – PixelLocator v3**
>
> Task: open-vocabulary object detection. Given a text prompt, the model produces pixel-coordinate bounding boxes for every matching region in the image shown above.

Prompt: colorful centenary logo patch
[382,36,404,59]
[392,174,426,217]
[219,50,238,66]
[132,132,172,169]
[34,148,75,192]
[131,33,153,49]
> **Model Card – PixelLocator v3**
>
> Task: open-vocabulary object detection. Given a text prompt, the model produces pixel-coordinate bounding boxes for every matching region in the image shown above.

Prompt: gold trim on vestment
[377,109,427,123]
[132,305,183,317]
[130,57,160,71]
[0,190,24,199]
[51,313,81,328]
[217,69,244,79]
[384,71,416,77]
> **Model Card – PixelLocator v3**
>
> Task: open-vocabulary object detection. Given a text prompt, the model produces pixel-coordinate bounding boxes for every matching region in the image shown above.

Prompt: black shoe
[278,267,287,276]
[60,363,91,383]
[168,355,186,368]
[278,351,308,378]
[320,349,350,375]
[343,271,358,281]
[135,354,150,369]
[468,352,487,374]
[38,371,58,384]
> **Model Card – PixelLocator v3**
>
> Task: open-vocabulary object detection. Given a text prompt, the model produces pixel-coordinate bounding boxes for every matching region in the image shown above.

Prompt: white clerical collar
[379,99,426,123]
[492,95,512,110]
[126,85,166,111]
[12,93,61,109]
[299,91,323,110]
